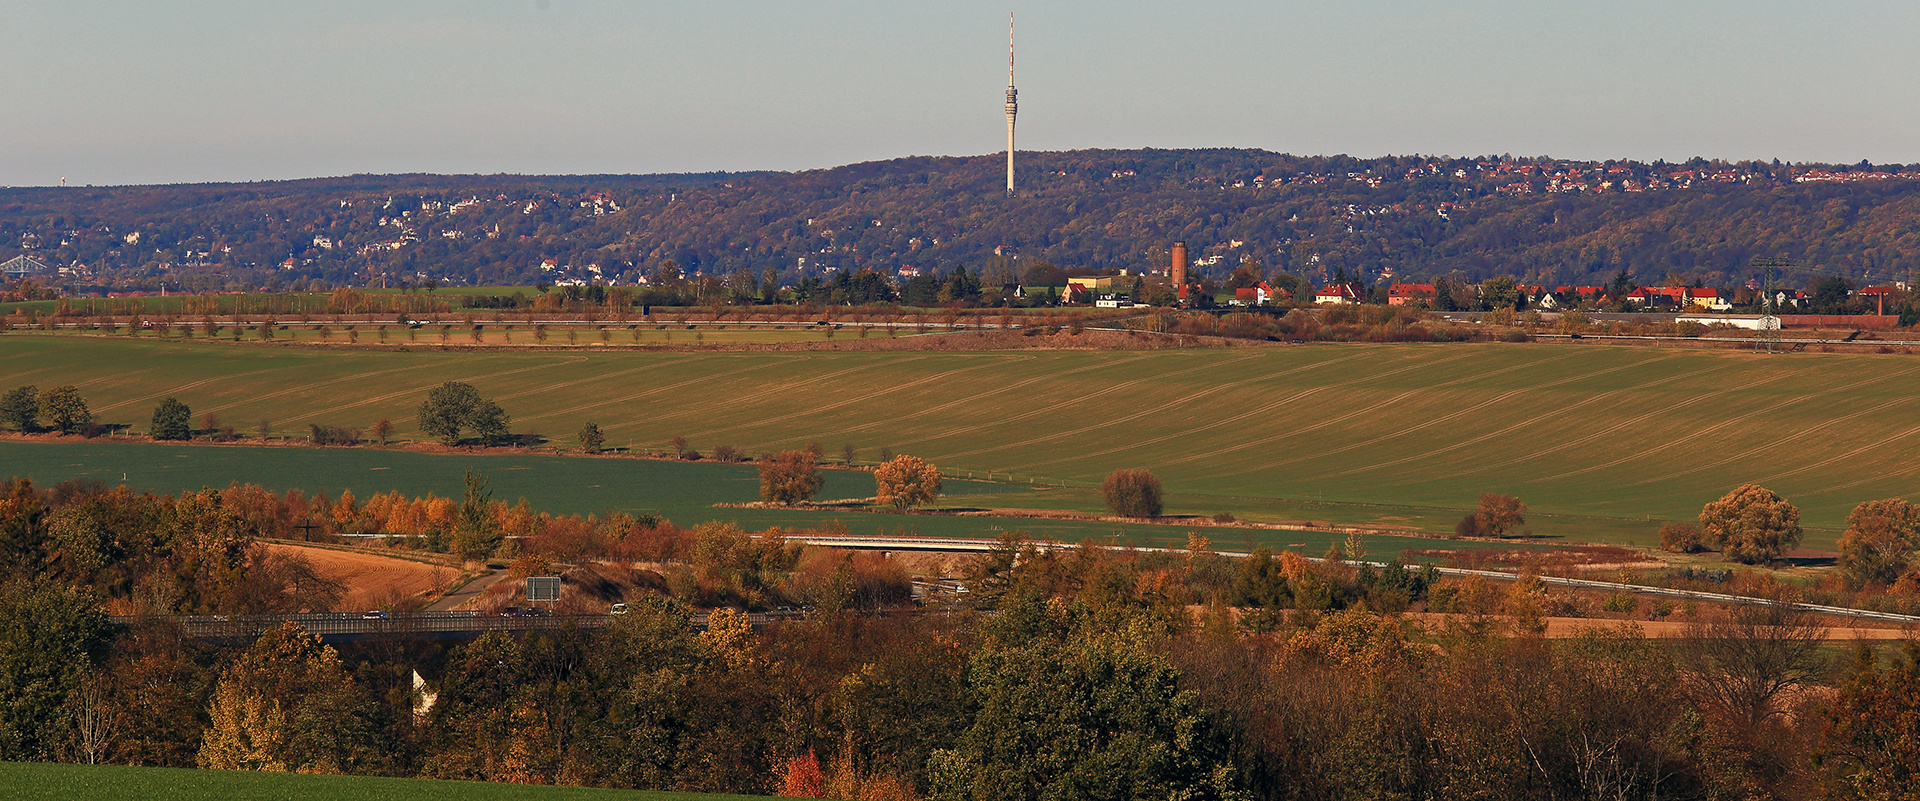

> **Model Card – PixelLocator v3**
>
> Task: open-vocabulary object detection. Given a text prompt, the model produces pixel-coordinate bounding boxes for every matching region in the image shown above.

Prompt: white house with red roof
[1233,282,1277,306]
[1314,283,1362,304]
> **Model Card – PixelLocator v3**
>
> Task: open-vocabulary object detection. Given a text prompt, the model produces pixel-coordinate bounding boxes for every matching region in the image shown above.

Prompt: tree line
[0,381,517,450]
[3,502,1919,799]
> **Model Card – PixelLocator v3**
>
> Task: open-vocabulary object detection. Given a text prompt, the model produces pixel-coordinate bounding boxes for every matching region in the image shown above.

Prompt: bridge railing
[110,608,812,642]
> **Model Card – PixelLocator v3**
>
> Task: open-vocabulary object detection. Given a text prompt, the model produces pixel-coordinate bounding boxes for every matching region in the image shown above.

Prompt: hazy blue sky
[4,1,1916,186]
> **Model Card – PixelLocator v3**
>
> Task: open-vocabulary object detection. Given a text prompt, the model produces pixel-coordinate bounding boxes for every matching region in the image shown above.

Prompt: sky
[3,1,1918,186]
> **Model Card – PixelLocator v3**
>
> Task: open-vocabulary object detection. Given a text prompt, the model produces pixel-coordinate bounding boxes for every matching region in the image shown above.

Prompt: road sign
[527,576,562,602]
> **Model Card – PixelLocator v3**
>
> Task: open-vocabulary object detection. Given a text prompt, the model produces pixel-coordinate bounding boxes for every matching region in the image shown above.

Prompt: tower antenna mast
[1005,13,1018,196]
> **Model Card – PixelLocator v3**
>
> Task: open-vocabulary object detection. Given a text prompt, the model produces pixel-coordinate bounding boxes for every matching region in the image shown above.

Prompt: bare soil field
[268,543,458,611]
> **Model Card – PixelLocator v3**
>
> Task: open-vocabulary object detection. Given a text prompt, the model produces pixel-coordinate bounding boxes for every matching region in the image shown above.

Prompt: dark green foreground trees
[0,578,111,762]
[929,596,1242,801]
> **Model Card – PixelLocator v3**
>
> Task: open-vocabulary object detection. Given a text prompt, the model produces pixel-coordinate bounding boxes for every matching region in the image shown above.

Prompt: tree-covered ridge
[5,150,1920,292]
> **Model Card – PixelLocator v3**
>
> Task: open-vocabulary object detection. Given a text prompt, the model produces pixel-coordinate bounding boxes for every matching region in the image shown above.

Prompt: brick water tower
[1171,241,1189,300]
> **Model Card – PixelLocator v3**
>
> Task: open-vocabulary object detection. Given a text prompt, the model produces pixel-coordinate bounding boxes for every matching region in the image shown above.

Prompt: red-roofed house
[1387,283,1435,306]
[1626,286,1688,307]
[1233,282,1276,306]
[1315,283,1362,305]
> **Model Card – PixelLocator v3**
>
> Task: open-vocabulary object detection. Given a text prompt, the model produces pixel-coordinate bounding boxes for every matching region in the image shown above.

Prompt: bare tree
[65,669,119,765]
[1682,594,1829,728]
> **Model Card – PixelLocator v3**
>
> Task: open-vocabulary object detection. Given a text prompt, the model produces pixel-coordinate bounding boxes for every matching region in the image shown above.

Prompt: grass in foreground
[0,762,786,801]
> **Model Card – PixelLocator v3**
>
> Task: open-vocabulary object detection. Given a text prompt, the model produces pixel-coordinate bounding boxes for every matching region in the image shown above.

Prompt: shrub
[1102,468,1163,517]
[711,444,747,463]
[309,424,362,446]
[1454,515,1481,538]
[1659,522,1707,553]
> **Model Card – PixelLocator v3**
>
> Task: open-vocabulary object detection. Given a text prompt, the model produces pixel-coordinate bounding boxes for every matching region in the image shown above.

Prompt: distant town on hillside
[4,149,1920,300]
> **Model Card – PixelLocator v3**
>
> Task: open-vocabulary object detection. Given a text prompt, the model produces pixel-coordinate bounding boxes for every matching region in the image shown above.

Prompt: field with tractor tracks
[1,333,1916,541]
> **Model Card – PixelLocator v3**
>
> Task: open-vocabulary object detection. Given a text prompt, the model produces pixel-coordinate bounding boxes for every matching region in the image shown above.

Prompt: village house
[1624,287,1683,307]
[1232,282,1277,306]
[1314,283,1362,304]
[1066,276,1124,295]
[1625,286,1732,311]
[1387,283,1435,306]
[1684,288,1731,311]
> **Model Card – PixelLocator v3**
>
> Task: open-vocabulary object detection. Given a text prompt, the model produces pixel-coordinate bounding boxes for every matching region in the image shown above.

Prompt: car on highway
[362,610,389,620]
[610,603,628,615]
[499,606,524,617]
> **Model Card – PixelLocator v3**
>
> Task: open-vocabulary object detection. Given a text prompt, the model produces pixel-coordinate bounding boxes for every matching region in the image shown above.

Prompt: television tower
[1005,13,1018,196]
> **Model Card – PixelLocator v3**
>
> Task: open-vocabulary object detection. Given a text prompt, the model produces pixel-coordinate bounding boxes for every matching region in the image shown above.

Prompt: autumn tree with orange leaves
[875,455,941,511]
[760,450,825,506]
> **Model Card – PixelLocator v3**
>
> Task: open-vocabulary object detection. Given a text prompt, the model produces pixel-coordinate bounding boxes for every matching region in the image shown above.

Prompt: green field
[0,440,1488,557]
[0,761,784,801]
[2,333,1914,542]
[0,439,1031,535]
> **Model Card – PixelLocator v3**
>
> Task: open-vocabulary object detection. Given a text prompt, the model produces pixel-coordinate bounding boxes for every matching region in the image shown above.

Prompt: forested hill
[6,149,1920,292]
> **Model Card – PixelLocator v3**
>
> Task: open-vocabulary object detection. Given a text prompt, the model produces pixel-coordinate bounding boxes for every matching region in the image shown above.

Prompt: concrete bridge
[111,609,805,644]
